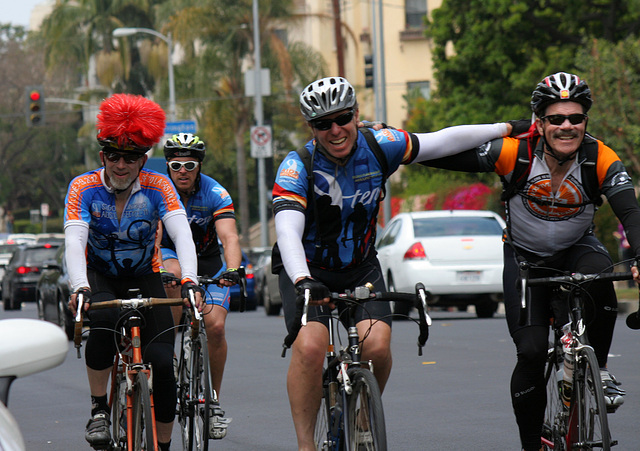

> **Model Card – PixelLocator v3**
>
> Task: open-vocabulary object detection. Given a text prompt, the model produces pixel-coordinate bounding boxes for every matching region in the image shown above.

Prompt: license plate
[456,271,482,283]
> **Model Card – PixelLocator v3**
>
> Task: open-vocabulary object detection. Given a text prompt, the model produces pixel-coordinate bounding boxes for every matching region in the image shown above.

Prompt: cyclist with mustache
[422,72,640,451]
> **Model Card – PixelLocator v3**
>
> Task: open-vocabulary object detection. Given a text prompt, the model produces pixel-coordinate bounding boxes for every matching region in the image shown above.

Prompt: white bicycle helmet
[531,72,592,116]
[299,77,357,121]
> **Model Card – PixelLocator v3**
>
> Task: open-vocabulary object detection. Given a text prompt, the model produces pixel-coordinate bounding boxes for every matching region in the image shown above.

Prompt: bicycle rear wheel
[542,340,567,451]
[315,380,343,450]
[345,368,386,451]
[571,347,611,450]
[132,371,156,450]
[111,370,128,451]
[190,331,211,451]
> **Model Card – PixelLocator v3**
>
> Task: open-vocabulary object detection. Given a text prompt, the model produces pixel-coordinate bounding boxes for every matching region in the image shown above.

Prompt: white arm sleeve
[164,212,199,284]
[275,209,311,283]
[64,222,90,292]
[412,123,507,163]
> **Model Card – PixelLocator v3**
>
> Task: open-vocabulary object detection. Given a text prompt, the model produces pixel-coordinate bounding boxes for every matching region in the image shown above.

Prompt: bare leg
[287,322,329,451]
[204,304,228,397]
[357,320,392,392]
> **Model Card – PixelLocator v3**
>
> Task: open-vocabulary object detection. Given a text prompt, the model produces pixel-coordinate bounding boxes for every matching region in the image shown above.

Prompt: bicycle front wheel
[542,341,566,451]
[132,371,156,451]
[178,331,195,450]
[345,368,386,451]
[572,347,611,450]
[111,370,128,450]
[190,331,211,451]
[314,379,342,451]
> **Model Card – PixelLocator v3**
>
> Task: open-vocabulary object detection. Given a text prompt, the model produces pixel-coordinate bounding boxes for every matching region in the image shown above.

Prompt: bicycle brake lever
[301,289,310,326]
[189,290,202,321]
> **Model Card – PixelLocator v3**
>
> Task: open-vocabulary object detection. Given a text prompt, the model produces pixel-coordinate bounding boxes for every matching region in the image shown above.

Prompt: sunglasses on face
[103,151,145,164]
[168,160,200,172]
[310,109,355,131]
[542,113,588,126]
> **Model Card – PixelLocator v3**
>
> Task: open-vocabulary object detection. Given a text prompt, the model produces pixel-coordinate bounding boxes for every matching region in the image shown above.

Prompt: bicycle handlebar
[199,266,248,312]
[281,282,431,357]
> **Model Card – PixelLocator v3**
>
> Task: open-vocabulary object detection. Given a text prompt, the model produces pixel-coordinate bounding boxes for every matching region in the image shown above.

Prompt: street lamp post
[112,27,176,122]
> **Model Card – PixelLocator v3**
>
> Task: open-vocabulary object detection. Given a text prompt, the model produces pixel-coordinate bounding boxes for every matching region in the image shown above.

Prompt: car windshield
[412,216,503,238]
[25,246,60,264]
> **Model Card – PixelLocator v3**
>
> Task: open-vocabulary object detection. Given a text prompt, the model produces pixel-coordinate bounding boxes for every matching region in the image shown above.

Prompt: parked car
[0,243,19,299]
[35,244,74,340]
[5,234,37,245]
[2,243,61,311]
[248,247,272,306]
[261,254,282,316]
[35,233,65,244]
[376,210,506,318]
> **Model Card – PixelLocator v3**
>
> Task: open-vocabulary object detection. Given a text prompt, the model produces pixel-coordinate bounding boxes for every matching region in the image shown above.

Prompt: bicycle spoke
[542,341,566,451]
[346,368,386,451]
[574,348,611,450]
[314,388,334,451]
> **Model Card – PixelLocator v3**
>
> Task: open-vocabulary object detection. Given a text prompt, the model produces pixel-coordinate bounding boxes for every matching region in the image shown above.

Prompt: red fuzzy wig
[96,94,166,152]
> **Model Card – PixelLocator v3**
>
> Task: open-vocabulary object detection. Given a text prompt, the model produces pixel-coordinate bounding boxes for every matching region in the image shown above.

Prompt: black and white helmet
[299,77,357,121]
[531,72,592,116]
[163,133,206,161]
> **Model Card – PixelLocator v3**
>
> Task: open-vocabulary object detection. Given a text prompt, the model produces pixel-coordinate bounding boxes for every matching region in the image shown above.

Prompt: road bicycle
[74,290,188,451]
[282,282,431,451]
[518,261,634,450]
[175,269,246,451]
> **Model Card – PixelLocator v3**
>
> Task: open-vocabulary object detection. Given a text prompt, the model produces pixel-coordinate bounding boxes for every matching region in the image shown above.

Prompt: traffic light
[25,85,45,126]
[364,54,374,89]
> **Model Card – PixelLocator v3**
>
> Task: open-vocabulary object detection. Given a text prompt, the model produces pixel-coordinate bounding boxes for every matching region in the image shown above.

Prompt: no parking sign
[250,125,273,158]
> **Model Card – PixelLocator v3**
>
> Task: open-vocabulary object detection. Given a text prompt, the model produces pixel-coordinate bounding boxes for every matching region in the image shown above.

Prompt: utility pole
[332,0,345,76]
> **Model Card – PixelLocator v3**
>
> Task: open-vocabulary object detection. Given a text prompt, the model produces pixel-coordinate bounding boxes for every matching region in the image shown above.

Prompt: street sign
[250,125,273,158]
[40,203,49,217]
[165,120,197,135]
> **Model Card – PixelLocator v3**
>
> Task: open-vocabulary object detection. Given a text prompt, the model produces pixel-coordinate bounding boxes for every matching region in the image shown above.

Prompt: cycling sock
[158,440,171,451]
[90,395,110,417]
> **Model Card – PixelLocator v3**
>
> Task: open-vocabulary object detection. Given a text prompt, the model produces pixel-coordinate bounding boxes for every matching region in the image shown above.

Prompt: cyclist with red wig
[64,93,203,450]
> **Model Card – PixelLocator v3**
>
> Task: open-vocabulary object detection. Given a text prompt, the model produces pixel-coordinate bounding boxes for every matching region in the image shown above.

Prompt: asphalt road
[2,303,639,450]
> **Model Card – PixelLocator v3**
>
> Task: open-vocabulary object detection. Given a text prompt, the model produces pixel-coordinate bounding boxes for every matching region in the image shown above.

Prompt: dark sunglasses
[103,151,145,164]
[310,109,355,131]
[542,113,588,126]
[168,160,200,172]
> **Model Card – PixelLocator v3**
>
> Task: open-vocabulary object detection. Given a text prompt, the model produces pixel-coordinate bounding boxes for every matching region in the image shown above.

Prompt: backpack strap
[359,127,389,198]
[500,138,532,202]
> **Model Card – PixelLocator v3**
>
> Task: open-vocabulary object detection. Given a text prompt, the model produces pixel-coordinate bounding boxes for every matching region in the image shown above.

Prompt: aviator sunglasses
[541,113,588,126]
[103,151,145,164]
[168,160,200,172]
[310,109,355,131]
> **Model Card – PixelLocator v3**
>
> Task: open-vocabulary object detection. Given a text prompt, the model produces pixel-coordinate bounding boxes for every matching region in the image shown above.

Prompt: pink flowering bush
[442,183,492,210]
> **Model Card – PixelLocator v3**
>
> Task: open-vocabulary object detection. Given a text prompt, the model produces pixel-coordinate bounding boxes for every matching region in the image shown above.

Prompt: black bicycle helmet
[299,77,357,121]
[163,133,206,161]
[531,72,592,116]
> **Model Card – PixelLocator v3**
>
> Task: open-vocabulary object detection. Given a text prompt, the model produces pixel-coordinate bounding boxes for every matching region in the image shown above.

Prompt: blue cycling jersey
[64,168,184,278]
[161,173,235,258]
[273,128,413,269]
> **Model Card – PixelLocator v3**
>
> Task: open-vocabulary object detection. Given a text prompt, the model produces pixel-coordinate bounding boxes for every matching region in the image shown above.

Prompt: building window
[407,81,431,100]
[405,0,427,29]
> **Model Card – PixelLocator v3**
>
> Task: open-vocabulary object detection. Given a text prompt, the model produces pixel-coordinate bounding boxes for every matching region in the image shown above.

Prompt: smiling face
[101,150,146,192]
[309,108,360,160]
[535,101,587,158]
[167,156,200,195]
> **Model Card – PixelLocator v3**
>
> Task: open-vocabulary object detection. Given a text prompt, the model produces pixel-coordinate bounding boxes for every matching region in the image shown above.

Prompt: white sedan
[376,210,506,318]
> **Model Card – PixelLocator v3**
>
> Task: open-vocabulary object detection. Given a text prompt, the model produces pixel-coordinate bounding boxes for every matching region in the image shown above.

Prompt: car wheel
[263,283,281,316]
[58,295,74,341]
[388,273,412,318]
[7,288,22,311]
[475,296,497,318]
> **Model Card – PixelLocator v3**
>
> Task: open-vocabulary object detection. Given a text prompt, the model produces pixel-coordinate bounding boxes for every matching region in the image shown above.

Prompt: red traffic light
[29,91,41,102]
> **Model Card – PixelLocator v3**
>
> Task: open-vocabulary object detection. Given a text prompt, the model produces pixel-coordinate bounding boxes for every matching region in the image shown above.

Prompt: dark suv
[2,243,61,310]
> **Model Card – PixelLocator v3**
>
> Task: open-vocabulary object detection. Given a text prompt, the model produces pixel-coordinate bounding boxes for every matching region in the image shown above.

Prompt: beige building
[289,0,441,127]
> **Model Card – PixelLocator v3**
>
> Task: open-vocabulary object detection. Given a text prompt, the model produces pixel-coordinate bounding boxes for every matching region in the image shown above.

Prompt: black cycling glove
[181,281,203,299]
[160,271,179,285]
[294,278,330,301]
[75,287,92,304]
[221,268,242,285]
[507,119,533,138]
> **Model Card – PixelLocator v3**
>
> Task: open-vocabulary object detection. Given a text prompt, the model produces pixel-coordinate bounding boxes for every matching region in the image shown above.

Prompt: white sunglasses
[168,161,200,172]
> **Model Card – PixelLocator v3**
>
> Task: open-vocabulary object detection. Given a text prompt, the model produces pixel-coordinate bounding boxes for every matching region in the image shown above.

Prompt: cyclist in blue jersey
[160,133,242,439]
[272,76,515,450]
[65,94,203,451]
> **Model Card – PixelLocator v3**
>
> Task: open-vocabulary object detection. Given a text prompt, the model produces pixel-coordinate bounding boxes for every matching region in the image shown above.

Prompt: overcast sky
[5,0,44,29]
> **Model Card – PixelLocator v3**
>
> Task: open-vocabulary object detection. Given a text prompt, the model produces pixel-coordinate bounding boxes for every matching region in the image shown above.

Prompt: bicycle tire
[542,341,566,451]
[178,331,195,451]
[132,371,156,450]
[314,380,344,451]
[111,370,128,450]
[572,347,611,450]
[345,368,387,451]
[190,331,211,451]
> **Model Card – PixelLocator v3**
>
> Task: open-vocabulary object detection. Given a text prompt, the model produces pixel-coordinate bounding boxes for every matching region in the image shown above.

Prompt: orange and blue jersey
[64,168,184,278]
[161,173,235,258]
[273,127,413,269]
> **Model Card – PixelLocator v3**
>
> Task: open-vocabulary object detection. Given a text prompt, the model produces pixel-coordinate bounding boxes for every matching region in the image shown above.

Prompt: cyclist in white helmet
[160,132,242,439]
[273,76,516,450]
